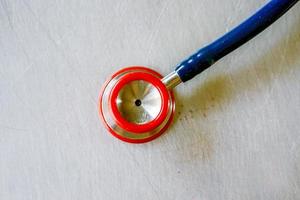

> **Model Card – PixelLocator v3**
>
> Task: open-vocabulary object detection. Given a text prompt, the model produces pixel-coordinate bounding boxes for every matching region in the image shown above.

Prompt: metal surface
[161,71,182,90]
[116,80,162,124]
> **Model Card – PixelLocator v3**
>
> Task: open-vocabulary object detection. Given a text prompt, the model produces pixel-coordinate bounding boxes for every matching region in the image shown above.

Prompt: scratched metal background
[1,0,300,199]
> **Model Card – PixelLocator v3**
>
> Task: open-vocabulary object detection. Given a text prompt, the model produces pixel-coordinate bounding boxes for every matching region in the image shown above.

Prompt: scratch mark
[145,0,171,63]
[21,0,97,105]
[125,149,162,200]
[0,0,36,88]
[0,0,13,30]
[290,136,300,154]
[22,0,59,48]
[0,125,29,132]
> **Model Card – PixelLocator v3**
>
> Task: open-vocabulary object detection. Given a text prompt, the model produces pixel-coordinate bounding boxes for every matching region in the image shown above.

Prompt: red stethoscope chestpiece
[99,66,175,143]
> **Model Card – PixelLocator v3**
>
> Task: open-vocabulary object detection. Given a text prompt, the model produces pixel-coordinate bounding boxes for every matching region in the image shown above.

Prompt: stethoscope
[99,0,299,143]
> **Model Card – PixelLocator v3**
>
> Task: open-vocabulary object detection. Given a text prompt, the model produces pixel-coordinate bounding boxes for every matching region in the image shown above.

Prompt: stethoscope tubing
[172,0,299,84]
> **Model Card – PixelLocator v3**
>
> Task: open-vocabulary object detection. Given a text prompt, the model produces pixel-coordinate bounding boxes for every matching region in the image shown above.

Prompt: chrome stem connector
[161,71,182,90]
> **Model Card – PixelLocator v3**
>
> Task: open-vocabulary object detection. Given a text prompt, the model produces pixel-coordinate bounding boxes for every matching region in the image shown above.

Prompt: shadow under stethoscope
[160,15,300,163]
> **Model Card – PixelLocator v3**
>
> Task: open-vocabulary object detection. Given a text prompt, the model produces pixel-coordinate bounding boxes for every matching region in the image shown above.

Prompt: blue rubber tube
[175,0,299,82]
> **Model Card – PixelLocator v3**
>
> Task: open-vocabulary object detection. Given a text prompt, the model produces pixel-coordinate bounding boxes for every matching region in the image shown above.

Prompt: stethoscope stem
[161,71,182,90]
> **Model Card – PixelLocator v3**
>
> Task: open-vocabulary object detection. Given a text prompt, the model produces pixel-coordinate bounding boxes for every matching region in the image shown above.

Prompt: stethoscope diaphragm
[99,66,175,143]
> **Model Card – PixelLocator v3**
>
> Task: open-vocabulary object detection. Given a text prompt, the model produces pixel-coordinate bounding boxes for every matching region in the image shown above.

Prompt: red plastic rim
[109,71,169,133]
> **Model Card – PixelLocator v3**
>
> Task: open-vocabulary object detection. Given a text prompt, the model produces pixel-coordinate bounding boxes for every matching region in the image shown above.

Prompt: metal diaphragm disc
[116,80,162,124]
[99,66,175,143]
